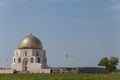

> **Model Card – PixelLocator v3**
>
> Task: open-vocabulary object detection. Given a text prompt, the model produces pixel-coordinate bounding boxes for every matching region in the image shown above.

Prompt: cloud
[113,15,120,21]
[111,5,120,9]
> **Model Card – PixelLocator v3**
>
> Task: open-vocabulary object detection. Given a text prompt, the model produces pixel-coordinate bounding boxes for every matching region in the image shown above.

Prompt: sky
[0,0,120,68]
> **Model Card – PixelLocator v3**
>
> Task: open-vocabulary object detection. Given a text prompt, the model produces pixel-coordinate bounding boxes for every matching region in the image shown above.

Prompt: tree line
[65,56,119,73]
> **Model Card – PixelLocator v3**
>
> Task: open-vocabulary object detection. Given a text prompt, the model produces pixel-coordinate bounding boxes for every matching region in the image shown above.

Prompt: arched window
[14,58,15,63]
[38,58,40,63]
[24,51,27,56]
[23,58,28,65]
[18,58,21,63]
[36,52,39,56]
[31,58,34,63]
[16,52,18,56]
[25,61,28,65]
[44,58,46,63]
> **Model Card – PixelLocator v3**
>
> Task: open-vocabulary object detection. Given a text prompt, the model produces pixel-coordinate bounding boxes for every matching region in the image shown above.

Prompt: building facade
[11,33,50,73]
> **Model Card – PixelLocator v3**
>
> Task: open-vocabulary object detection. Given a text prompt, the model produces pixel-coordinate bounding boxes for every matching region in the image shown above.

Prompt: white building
[11,33,51,73]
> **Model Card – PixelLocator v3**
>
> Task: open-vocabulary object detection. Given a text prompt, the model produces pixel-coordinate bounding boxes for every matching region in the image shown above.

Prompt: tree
[98,57,119,72]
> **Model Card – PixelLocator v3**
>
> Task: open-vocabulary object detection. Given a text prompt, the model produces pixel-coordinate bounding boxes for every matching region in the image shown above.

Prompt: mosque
[0,33,51,73]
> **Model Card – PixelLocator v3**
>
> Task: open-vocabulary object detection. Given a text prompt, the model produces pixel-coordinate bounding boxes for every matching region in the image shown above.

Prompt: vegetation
[0,72,120,80]
[98,57,119,72]
[65,67,108,73]
[78,67,107,73]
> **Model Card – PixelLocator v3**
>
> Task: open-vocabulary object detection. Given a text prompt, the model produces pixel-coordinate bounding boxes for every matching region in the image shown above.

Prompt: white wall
[30,69,51,73]
[0,69,14,74]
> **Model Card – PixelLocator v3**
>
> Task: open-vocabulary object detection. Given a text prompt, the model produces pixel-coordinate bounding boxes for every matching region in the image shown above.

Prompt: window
[44,58,46,63]
[31,58,34,63]
[16,52,18,56]
[18,58,21,63]
[25,61,28,65]
[32,53,34,56]
[38,58,40,63]
[24,51,27,56]
[14,58,15,63]
[36,52,39,56]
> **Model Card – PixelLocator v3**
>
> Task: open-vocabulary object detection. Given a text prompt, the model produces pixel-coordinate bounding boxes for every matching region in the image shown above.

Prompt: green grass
[0,72,120,80]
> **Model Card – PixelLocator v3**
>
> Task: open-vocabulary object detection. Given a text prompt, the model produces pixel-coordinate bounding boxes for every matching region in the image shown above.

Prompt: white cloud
[113,15,120,21]
[111,5,120,9]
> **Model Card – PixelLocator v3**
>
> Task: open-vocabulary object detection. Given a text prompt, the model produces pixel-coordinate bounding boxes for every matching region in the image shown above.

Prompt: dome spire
[29,32,32,36]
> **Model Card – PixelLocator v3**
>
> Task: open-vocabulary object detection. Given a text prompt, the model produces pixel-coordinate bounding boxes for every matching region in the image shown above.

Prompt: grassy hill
[0,72,120,80]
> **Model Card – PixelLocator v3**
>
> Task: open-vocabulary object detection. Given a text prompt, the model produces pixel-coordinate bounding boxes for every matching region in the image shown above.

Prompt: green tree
[98,57,119,72]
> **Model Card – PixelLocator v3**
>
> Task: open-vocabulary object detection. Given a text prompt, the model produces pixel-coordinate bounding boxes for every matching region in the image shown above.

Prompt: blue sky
[0,0,120,68]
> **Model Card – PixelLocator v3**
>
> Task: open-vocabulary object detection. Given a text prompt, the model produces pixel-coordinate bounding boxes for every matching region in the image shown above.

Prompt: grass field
[0,72,120,80]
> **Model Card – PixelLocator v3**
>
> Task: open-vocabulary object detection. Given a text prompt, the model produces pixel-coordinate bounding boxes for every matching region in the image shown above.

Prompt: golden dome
[18,33,42,49]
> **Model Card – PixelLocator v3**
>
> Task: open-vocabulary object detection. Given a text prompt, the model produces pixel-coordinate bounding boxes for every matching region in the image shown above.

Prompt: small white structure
[11,33,51,73]
[0,69,14,74]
